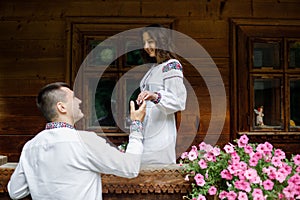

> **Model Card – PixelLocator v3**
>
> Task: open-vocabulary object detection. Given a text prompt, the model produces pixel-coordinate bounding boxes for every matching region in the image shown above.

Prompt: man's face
[61,87,84,123]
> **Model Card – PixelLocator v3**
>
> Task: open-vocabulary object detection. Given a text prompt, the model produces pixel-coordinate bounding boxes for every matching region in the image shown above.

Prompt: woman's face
[143,32,156,57]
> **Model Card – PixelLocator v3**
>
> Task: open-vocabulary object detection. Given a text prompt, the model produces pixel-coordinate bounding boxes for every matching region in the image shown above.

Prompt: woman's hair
[36,82,70,122]
[141,24,178,63]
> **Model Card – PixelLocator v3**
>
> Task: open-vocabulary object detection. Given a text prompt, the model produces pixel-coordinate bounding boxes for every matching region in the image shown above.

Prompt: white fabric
[8,126,143,200]
[140,59,187,165]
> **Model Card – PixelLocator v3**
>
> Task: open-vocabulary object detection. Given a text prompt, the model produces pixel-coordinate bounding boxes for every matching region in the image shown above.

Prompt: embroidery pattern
[45,122,75,130]
[130,120,143,133]
[162,61,182,73]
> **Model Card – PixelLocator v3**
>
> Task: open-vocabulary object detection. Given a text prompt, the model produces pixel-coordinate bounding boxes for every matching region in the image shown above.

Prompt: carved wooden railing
[0,163,190,200]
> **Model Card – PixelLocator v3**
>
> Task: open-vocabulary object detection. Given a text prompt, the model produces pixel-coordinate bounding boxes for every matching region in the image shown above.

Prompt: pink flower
[224,144,235,154]
[197,194,206,200]
[208,186,217,195]
[204,152,216,162]
[181,152,188,159]
[274,149,286,159]
[262,179,274,190]
[198,159,207,169]
[238,191,248,200]
[244,168,258,182]
[231,152,240,163]
[227,191,237,200]
[199,142,206,151]
[271,156,282,167]
[249,157,258,167]
[212,147,221,156]
[221,169,233,180]
[252,188,264,199]
[234,180,251,192]
[219,191,228,199]
[194,173,205,186]
[293,154,300,165]
[237,134,249,148]
[244,145,253,154]
[283,185,296,199]
[188,150,198,161]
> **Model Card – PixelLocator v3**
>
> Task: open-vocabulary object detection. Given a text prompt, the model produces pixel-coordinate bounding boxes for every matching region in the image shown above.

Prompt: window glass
[253,78,283,130]
[253,42,280,69]
[290,79,300,131]
[288,41,300,69]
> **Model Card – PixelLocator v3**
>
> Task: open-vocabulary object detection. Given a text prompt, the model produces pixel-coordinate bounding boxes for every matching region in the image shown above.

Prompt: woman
[136,24,187,165]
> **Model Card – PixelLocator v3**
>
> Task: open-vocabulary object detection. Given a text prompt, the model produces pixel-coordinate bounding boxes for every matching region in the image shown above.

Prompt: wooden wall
[1,0,300,161]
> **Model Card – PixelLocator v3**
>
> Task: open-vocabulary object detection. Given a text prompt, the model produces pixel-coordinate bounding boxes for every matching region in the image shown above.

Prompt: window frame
[230,19,300,141]
[66,17,175,135]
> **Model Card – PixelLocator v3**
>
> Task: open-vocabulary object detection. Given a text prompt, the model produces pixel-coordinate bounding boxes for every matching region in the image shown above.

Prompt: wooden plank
[0,39,65,58]
[0,57,65,79]
[0,78,65,97]
[0,135,34,162]
[175,38,229,58]
[0,20,65,40]
[176,19,228,39]
[253,1,300,18]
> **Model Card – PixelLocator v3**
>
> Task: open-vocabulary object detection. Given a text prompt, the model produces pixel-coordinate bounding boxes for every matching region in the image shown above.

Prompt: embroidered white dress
[140,59,187,165]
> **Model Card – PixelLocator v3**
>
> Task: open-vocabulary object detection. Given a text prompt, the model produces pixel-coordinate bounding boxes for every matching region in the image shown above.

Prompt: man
[8,82,146,200]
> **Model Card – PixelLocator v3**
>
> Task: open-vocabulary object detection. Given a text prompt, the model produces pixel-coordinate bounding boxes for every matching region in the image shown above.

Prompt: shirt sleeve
[77,121,143,178]
[156,60,187,115]
[8,158,30,199]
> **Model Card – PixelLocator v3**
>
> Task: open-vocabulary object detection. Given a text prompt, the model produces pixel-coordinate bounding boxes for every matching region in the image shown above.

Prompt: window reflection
[253,78,283,130]
[288,41,300,69]
[253,42,280,69]
[93,78,116,127]
[290,79,300,131]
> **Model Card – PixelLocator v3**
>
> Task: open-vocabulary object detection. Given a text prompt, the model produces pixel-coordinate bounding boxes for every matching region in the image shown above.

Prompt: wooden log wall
[1,0,300,161]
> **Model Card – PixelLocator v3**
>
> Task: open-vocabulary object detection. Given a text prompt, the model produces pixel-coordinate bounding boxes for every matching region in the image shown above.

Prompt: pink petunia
[188,150,198,161]
[271,156,283,167]
[252,188,264,199]
[199,142,207,151]
[244,168,258,182]
[194,173,205,186]
[293,154,300,165]
[262,179,274,190]
[238,191,248,200]
[249,157,259,167]
[234,180,251,192]
[221,169,233,180]
[219,191,228,199]
[224,144,235,154]
[244,145,253,154]
[208,186,217,195]
[237,134,249,148]
[198,159,207,169]
[181,152,188,159]
[274,149,286,159]
[197,194,206,200]
[226,191,237,200]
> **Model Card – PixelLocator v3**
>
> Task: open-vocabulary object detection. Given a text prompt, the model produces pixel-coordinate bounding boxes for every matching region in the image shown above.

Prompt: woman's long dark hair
[140,24,178,64]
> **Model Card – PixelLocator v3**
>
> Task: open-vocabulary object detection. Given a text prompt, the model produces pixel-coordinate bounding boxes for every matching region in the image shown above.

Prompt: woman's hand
[136,90,158,105]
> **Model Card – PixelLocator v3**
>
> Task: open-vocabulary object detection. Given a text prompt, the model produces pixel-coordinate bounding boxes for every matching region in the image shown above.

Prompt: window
[67,18,174,135]
[231,19,300,139]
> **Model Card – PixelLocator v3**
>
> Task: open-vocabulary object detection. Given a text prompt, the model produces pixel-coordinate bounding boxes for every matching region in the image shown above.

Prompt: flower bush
[180,134,300,200]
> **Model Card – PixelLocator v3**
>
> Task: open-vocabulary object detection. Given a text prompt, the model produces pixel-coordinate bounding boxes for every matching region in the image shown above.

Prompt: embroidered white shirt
[8,122,143,200]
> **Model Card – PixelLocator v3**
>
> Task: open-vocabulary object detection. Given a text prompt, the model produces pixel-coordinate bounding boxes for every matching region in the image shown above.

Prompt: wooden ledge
[0,163,190,197]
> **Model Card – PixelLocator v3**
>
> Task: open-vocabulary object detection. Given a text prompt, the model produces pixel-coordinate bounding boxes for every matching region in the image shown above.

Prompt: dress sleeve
[8,157,30,199]
[78,121,143,178]
[156,60,187,115]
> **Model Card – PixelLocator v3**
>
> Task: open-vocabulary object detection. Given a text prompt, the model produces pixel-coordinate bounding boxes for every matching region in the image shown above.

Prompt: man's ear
[57,102,67,114]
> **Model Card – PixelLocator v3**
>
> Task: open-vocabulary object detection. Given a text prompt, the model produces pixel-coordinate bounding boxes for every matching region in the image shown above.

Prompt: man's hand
[130,100,146,122]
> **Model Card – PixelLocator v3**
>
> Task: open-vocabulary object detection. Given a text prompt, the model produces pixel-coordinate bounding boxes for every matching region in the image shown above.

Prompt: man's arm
[78,101,146,178]
[8,160,30,199]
